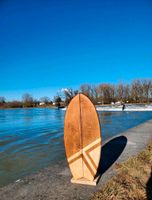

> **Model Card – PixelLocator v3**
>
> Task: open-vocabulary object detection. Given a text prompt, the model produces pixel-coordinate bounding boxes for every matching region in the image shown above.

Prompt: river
[0,108,152,187]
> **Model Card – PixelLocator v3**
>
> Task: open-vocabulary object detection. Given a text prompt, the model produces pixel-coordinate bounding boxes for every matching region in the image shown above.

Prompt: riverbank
[1,102,152,110]
[0,105,57,109]
[0,119,152,200]
[92,142,152,200]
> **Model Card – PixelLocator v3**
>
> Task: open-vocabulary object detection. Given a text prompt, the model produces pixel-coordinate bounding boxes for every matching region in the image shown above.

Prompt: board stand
[71,174,101,186]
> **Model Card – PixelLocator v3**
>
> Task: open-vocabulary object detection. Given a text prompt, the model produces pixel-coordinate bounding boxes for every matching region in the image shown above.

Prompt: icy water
[0,108,152,187]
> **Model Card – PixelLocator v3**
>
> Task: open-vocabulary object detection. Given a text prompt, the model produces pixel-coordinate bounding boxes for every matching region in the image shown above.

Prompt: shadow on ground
[97,135,127,176]
[146,169,152,200]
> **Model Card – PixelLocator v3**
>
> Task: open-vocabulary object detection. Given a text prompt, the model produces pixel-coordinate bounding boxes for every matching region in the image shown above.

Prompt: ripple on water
[0,108,152,187]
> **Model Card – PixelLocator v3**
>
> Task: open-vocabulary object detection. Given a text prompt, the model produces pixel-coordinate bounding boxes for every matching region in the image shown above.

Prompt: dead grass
[92,142,152,200]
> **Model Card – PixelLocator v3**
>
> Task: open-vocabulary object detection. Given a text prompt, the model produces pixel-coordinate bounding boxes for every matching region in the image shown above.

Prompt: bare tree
[40,96,50,104]
[150,80,152,102]
[80,84,91,97]
[116,83,124,102]
[80,84,97,103]
[124,84,131,102]
[0,96,6,103]
[131,80,143,103]
[52,79,152,106]
[54,96,62,107]
[97,84,115,104]
[141,79,152,102]
[63,88,78,105]
[22,93,34,107]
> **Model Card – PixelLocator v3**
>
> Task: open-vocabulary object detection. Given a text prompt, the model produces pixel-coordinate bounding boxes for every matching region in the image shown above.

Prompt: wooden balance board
[64,94,101,185]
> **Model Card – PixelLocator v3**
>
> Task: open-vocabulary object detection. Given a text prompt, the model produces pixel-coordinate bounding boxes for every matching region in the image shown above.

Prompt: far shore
[0,102,152,110]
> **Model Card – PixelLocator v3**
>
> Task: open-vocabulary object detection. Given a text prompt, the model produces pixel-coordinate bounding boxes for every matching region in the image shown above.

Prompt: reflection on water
[0,108,152,187]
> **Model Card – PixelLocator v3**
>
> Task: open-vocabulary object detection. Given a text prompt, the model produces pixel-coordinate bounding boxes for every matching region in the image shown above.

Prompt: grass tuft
[92,142,152,200]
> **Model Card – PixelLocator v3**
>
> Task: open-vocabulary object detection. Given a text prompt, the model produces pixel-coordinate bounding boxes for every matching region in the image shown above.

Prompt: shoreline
[0,102,152,110]
[0,119,152,199]
[0,106,57,110]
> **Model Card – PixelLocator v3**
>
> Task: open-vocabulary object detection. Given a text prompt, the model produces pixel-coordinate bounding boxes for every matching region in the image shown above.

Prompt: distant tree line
[79,79,152,104]
[0,93,53,108]
[59,79,152,105]
[0,79,152,108]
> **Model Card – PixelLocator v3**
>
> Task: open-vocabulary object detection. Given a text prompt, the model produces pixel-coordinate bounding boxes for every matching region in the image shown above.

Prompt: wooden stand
[71,174,100,186]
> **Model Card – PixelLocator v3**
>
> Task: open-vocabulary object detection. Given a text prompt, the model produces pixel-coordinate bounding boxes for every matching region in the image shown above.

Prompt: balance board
[64,94,101,183]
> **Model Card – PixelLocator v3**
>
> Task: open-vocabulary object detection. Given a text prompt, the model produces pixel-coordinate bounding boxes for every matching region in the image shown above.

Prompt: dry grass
[92,142,152,200]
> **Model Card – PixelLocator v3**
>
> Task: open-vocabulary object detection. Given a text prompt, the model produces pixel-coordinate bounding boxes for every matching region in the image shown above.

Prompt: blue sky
[0,0,152,100]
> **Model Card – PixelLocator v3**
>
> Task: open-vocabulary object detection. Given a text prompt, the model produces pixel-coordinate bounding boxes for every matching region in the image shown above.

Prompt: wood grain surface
[64,94,101,181]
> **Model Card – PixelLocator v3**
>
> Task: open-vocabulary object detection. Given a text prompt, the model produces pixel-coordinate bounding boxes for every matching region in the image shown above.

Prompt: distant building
[39,102,45,106]
[115,101,121,105]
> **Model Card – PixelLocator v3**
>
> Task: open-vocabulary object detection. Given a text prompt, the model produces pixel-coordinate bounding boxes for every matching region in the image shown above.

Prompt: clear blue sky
[0,0,152,100]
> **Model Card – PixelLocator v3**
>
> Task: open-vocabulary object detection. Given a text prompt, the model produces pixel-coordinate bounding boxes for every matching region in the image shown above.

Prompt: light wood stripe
[69,154,82,165]
[83,137,101,152]
[68,137,101,162]
[68,138,101,178]
[68,150,82,162]
[86,141,101,155]
[69,141,101,172]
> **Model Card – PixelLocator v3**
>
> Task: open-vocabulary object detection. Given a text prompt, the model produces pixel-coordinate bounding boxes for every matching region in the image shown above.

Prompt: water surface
[0,108,152,187]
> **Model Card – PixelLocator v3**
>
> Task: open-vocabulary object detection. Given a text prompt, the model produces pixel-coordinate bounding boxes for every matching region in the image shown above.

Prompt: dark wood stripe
[68,141,101,165]
[69,153,95,177]
[86,153,97,170]
[68,141,101,178]
[82,156,95,177]
[68,154,82,165]
[85,141,101,170]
